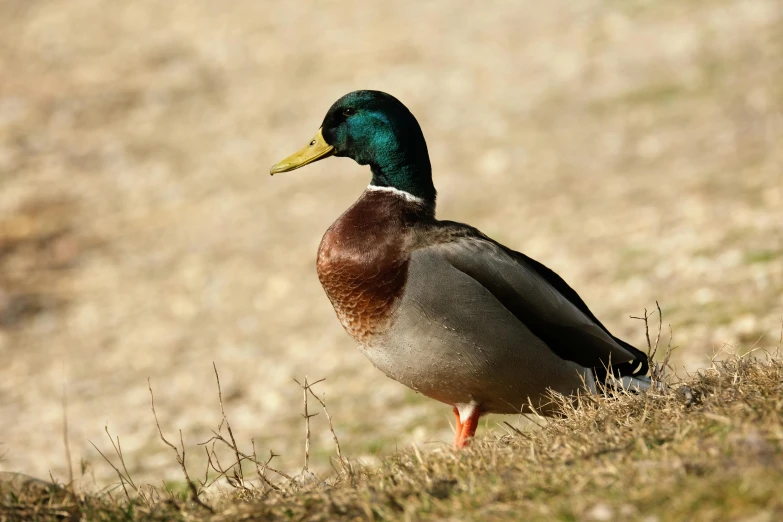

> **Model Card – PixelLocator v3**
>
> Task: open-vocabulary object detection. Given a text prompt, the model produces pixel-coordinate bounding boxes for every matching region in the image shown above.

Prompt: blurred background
[0,0,781,488]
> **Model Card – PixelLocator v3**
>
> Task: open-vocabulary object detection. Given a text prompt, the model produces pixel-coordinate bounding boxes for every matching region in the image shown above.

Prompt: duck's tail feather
[590,335,650,387]
[614,336,650,376]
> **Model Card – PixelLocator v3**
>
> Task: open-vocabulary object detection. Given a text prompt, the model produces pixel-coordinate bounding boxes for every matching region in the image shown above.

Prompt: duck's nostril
[310,140,316,146]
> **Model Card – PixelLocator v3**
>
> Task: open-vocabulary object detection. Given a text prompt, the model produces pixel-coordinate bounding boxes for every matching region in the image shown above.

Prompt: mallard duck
[271,90,650,448]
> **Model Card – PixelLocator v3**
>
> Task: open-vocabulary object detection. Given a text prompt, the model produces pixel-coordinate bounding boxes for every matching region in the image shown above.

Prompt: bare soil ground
[0,0,781,494]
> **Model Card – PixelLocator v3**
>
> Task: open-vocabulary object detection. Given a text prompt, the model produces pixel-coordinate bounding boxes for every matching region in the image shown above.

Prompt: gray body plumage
[361,233,641,414]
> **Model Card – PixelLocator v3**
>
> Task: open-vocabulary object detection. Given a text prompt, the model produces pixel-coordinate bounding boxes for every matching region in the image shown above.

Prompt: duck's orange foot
[452,403,481,449]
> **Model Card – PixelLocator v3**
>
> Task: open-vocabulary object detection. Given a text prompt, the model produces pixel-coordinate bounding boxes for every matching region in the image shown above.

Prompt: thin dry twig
[305,381,347,474]
[198,431,293,484]
[630,307,654,355]
[88,427,138,503]
[502,421,528,439]
[653,301,663,359]
[294,376,320,474]
[195,365,292,490]
[106,430,134,494]
[148,378,213,512]
[212,363,245,487]
[660,325,676,374]
[61,381,74,489]
[303,376,311,473]
[202,446,229,487]
[631,302,677,385]
[524,396,548,428]
[251,439,282,492]
[200,446,211,488]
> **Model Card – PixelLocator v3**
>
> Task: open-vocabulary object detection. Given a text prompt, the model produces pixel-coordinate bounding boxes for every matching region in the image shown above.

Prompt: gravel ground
[0,0,781,488]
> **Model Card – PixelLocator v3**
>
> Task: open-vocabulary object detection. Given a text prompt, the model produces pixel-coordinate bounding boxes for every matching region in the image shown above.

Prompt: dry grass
[2,351,782,521]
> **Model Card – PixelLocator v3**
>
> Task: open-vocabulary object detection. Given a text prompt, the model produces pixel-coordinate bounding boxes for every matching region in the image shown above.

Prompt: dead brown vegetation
[2,348,781,521]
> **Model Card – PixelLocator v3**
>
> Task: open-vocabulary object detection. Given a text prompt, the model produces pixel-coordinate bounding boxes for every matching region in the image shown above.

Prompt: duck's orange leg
[453,403,481,449]
[452,407,463,436]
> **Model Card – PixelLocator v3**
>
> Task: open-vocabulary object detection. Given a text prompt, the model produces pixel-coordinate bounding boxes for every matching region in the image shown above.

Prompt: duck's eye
[342,108,356,117]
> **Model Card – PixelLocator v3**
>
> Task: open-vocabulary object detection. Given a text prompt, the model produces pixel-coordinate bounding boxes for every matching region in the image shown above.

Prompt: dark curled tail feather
[592,336,650,385]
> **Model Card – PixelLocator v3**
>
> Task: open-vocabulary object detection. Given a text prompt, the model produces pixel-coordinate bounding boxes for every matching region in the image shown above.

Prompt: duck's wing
[422,223,648,378]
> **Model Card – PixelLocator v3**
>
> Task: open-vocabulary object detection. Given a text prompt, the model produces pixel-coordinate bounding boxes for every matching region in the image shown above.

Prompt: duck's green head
[270,90,436,202]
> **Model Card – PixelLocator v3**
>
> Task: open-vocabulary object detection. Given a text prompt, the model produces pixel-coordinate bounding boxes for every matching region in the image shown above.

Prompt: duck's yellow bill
[270,128,335,175]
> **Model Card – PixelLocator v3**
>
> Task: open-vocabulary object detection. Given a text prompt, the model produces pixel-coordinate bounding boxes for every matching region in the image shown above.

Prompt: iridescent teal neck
[359,110,436,202]
[369,147,435,202]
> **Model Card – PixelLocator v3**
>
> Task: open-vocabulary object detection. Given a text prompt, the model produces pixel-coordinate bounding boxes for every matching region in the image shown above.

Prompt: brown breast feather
[316,190,431,343]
